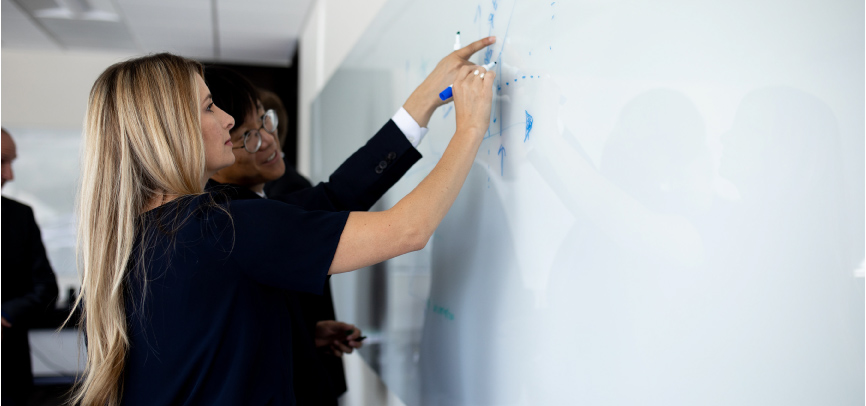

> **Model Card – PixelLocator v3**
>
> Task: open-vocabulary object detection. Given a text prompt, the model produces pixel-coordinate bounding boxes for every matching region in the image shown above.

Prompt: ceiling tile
[117,2,213,59]
[39,19,137,51]
[1,0,60,50]
[3,0,313,65]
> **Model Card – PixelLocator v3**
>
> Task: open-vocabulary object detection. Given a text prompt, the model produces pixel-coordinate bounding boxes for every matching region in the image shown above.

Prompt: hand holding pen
[402,35,497,128]
[314,321,366,357]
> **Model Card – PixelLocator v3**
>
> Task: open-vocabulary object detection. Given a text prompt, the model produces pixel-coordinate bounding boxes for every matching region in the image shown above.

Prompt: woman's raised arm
[329,64,496,274]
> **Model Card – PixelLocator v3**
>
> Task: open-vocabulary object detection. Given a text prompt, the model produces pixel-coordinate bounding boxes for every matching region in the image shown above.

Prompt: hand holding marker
[439,31,496,101]
[439,61,496,101]
[345,329,367,344]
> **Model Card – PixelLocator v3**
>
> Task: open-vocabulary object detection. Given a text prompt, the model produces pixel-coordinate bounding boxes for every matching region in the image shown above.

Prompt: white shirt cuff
[391,107,428,148]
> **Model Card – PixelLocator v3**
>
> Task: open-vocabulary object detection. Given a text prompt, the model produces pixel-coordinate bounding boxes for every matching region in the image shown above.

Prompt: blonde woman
[73,46,494,405]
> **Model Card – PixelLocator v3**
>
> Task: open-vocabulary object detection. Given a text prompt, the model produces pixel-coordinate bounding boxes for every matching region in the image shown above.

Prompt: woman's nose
[219,106,234,130]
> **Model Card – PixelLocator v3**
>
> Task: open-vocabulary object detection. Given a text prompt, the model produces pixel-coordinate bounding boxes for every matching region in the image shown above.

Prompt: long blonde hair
[70,53,206,405]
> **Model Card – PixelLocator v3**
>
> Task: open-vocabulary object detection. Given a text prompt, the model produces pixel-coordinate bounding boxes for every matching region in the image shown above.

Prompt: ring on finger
[479,73,485,78]
[474,69,480,75]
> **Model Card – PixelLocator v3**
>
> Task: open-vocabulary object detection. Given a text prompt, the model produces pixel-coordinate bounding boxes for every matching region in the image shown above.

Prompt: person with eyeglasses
[202,59,465,404]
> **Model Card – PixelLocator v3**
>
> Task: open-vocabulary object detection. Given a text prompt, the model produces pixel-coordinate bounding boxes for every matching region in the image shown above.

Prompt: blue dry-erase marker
[439,61,496,101]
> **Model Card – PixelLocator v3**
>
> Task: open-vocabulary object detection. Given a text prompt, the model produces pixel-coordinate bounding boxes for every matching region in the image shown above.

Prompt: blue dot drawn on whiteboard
[525,110,534,142]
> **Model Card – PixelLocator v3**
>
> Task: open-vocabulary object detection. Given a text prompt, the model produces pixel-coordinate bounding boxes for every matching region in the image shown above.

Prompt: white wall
[296,0,390,177]
[2,49,135,130]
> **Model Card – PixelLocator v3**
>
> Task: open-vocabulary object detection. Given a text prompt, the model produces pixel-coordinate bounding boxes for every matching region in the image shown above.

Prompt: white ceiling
[1,0,313,66]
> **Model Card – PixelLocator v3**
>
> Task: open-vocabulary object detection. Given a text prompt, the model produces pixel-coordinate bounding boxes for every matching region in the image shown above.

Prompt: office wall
[296,0,390,177]
[2,49,134,130]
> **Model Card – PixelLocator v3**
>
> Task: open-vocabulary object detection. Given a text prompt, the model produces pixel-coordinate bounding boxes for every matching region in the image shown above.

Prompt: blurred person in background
[205,66,377,404]
[206,62,438,404]
[204,35,492,400]
[1,128,60,406]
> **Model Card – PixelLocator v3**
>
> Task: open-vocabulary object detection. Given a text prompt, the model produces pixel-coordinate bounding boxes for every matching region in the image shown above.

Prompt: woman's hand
[314,320,364,357]
[403,36,497,127]
[452,64,496,138]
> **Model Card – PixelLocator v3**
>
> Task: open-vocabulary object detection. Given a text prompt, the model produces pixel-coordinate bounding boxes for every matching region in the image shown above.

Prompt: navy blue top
[120,193,349,405]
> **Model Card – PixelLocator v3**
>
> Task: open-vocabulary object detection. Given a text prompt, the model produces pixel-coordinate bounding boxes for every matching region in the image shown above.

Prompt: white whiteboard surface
[312,1,864,405]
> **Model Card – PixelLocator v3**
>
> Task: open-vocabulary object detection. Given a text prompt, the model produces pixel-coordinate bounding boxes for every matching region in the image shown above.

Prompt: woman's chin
[210,156,236,174]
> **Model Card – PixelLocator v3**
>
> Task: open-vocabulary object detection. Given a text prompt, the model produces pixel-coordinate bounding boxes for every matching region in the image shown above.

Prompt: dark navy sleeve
[272,119,422,212]
[227,199,349,294]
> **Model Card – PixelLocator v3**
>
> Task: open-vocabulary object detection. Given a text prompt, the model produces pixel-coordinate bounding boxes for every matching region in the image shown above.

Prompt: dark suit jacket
[264,158,313,197]
[1,196,59,403]
[207,119,421,405]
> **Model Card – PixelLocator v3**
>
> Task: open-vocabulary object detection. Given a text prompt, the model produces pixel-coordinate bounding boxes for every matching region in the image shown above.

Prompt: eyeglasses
[233,109,279,153]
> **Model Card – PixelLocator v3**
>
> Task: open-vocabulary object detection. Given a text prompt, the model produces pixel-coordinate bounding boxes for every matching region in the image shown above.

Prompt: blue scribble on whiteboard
[524,110,533,142]
[443,105,453,118]
[492,0,498,10]
[488,13,495,29]
[427,300,455,321]
[498,145,506,176]
[484,47,493,64]
[474,5,481,22]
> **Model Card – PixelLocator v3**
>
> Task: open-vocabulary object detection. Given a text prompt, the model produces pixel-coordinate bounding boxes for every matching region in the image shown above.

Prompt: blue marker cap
[439,85,453,101]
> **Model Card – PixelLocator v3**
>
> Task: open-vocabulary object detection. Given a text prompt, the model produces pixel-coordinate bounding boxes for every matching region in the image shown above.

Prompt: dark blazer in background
[264,159,313,197]
[209,119,422,405]
[1,196,59,405]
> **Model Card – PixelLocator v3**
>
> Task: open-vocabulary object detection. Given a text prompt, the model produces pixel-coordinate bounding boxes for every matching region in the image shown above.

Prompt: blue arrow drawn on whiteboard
[524,110,534,142]
[498,145,506,176]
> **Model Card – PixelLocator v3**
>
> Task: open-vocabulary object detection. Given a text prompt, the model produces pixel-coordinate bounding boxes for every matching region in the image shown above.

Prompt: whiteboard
[311,1,865,405]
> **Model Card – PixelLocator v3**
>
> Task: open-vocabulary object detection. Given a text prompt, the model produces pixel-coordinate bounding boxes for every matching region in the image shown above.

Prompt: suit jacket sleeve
[273,119,422,212]
[1,205,59,326]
